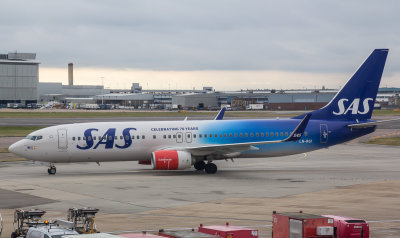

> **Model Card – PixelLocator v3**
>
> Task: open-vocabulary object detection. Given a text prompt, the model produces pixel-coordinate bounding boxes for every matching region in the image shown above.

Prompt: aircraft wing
[164,114,311,156]
[347,118,400,128]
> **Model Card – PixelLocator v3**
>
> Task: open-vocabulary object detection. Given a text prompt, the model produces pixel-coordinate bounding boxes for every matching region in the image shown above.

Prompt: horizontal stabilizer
[348,118,400,128]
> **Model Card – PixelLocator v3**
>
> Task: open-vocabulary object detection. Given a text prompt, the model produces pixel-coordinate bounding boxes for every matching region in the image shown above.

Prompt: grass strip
[0,126,46,137]
[0,110,300,118]
[0,109,399,118]
[366,136,400,146]
[0,158,27,162]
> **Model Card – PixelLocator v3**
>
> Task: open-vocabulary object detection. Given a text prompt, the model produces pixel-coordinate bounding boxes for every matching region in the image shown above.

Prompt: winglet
[214,107,226,120]
[284,114,311,142]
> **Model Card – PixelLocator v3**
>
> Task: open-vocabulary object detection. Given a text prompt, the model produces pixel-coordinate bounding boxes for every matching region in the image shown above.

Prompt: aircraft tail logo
[294,49,388,121]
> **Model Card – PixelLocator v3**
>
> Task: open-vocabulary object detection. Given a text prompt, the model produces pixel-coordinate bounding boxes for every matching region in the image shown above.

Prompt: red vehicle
[198,222,258,238]
[322,215,369,238]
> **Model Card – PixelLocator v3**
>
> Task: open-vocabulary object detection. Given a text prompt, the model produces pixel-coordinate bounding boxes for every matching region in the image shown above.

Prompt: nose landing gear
[47,164,56,175]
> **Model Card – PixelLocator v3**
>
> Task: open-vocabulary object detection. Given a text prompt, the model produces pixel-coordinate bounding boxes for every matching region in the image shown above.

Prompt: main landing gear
[194,160,217,174]
[47,163,56,175]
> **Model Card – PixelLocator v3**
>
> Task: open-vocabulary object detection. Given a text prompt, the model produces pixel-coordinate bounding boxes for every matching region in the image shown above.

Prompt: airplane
[8,49,396,175]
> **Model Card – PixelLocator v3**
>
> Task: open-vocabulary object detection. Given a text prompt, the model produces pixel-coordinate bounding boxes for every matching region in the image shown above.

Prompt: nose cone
[8,141,23,155]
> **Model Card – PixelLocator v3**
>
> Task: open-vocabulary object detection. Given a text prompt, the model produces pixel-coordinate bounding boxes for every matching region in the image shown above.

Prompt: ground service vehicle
[323,215,369,238]
[25,225,78,238]
[11,209,47,238]
[67,207,99,234]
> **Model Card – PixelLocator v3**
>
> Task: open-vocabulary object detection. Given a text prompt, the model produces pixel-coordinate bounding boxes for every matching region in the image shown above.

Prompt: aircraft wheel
[204,163,217,174]
[194,160,206,171]
[48,166,56,175]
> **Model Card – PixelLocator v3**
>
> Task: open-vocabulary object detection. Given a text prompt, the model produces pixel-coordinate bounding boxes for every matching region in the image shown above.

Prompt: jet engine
[151,150,193,170]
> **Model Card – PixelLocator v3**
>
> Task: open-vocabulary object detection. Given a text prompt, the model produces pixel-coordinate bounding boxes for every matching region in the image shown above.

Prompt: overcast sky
[1,0,399,90]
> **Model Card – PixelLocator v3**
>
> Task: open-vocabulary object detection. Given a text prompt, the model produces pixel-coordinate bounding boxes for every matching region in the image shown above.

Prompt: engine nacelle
[151,150,192,170]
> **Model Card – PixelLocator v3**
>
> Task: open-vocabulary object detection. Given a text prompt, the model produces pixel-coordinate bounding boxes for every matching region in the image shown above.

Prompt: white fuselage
[9,118,317,163]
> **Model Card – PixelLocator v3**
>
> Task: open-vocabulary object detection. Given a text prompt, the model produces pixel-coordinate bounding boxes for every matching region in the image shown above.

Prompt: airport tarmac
[0,141,400,237]
[1,114,400,237]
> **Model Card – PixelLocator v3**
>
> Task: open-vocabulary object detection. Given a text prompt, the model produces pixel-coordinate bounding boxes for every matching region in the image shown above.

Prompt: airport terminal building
[1,52,399,110]
[0,53,39,106]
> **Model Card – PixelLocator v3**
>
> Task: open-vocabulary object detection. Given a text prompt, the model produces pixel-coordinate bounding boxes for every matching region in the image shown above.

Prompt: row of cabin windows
[72,131,308,141]
[160,131,306,139]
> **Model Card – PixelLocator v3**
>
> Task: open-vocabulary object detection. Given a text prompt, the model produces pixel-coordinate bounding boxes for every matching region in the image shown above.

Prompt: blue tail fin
[295,49,388,121]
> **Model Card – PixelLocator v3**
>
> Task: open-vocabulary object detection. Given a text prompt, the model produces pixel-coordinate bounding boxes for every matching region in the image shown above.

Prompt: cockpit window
[26,135,43,141]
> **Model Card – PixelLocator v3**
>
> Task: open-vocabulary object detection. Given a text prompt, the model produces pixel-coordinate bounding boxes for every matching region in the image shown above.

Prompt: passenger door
[57,129,68,151]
